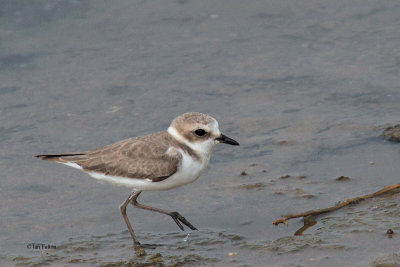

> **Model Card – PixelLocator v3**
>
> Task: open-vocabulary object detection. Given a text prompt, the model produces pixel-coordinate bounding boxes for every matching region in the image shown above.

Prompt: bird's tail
[35,153,86,162]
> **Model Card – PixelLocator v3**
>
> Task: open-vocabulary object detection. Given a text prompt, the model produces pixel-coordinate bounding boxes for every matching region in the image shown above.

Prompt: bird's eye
[194,129,207,137]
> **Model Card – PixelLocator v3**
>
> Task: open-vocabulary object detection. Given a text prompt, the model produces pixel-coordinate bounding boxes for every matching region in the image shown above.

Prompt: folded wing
[36,134,181,182]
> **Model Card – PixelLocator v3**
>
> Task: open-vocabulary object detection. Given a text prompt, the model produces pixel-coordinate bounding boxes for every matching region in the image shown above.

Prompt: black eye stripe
[194,129,207,137]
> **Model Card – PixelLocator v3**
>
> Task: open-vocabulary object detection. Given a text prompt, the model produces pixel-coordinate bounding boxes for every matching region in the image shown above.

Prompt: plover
[36,112,239,247]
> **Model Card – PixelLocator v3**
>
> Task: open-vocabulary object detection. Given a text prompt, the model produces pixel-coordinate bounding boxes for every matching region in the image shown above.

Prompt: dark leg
[130,192,197,231]
[120,191,142,245]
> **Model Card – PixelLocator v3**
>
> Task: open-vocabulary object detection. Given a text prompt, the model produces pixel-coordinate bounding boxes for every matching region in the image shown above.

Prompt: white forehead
[205,119,220,135]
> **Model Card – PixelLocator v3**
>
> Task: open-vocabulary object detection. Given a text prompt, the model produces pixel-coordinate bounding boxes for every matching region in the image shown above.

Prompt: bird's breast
[161,150,207,189]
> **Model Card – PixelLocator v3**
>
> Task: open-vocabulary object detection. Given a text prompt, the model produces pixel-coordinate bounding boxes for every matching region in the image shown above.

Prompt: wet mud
[1,0,400,266]
[381,124,400,142]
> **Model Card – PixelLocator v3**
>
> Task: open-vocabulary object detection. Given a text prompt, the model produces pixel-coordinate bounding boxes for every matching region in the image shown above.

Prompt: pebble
[386,229,394,235]
[335,176,351,181]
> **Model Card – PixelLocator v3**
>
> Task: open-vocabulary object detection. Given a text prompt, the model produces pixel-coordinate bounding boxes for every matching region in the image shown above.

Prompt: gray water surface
[1,1,400,266]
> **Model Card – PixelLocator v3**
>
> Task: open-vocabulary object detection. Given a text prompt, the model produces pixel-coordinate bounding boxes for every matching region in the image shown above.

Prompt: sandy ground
[1,0,400,266]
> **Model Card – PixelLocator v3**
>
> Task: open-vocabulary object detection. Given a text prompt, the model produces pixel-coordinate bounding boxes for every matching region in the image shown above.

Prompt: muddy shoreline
[1,1,400,266]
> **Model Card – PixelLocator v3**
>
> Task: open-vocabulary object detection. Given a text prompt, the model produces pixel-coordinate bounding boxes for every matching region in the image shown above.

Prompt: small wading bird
[36,112,239,248]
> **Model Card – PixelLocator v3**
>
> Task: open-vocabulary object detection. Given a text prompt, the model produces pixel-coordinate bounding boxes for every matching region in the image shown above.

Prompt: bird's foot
[133,242,146,256]
[170,211,197,231]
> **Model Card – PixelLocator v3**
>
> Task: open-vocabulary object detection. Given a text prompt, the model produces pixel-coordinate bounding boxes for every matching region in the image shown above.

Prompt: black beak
[216,134,240,146]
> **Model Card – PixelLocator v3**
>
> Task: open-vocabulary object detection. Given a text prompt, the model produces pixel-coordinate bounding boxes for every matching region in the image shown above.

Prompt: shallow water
[1,0,400,266]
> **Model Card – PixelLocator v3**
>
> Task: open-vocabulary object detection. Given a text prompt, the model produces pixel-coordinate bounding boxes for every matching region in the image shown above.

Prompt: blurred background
[1,0,399,266]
